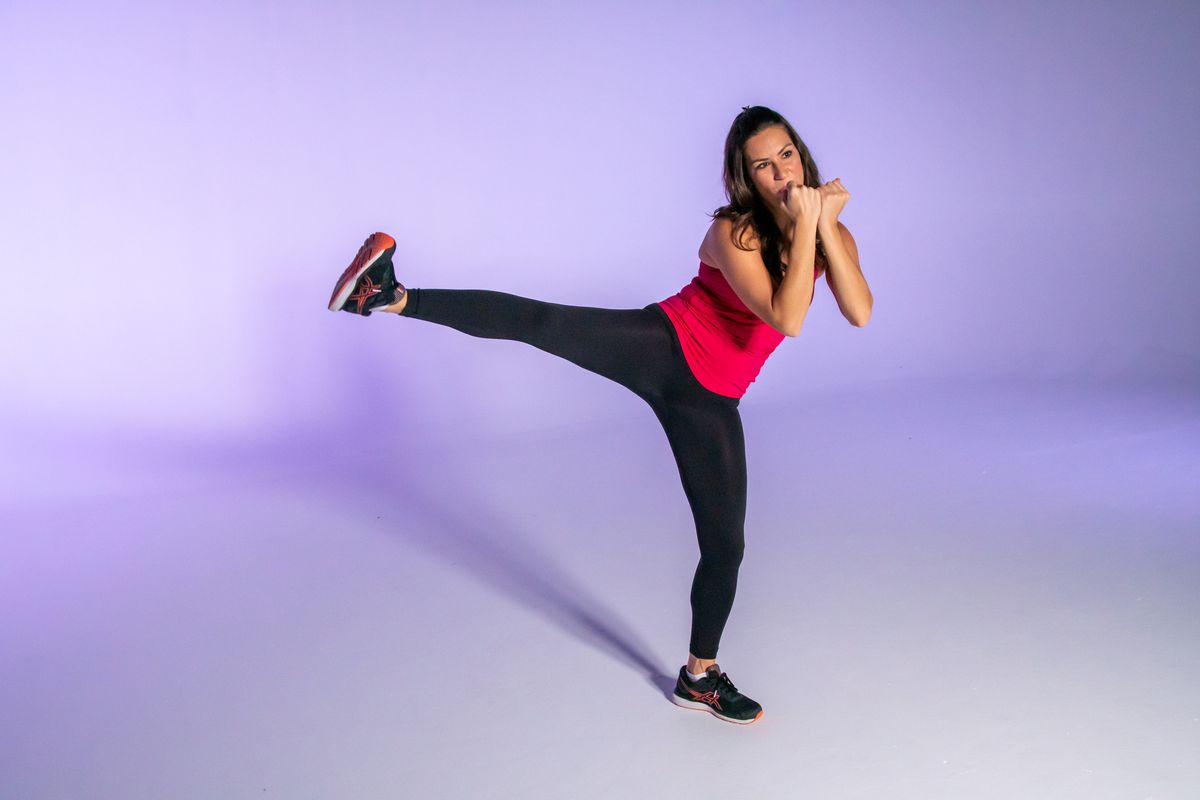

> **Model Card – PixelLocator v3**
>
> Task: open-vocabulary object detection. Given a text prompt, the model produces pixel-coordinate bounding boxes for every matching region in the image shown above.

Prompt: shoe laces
[712,670,738,693]
[360,264,400,311]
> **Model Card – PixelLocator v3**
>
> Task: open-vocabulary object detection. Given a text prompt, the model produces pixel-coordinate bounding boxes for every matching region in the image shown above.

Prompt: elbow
[779,304,810,337]
[781,320,803,337]
[775,294,813,336]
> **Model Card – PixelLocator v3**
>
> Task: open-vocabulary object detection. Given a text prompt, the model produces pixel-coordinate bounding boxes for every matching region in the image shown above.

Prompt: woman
[326,105,872,725]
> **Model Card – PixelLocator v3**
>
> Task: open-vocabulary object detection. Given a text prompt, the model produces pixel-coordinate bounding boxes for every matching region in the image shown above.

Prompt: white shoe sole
[670,692,763,724]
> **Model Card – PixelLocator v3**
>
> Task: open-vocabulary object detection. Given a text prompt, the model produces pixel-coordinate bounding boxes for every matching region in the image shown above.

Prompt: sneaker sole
[670,692,763,724]
[328,232,397,312]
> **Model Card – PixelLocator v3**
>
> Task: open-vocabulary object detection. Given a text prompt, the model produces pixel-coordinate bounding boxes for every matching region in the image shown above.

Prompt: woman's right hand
[782,181,822,230]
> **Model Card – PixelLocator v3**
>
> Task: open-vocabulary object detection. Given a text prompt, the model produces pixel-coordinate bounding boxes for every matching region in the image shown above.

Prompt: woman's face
[744,125,803,211]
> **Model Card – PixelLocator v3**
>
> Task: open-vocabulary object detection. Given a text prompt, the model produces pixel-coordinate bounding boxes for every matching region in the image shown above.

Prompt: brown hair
[710,105,826,285]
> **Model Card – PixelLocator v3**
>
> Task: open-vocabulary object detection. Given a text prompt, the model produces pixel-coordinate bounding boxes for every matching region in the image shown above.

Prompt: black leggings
[399,287,747,660]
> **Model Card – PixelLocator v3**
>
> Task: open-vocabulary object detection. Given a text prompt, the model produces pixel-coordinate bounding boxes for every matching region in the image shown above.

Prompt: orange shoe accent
[328,232,397,311]
[682,683,723,711]
[347,274,384,313]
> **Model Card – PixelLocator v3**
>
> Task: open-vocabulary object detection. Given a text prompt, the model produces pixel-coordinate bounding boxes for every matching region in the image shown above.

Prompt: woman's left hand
[817,178,850,227]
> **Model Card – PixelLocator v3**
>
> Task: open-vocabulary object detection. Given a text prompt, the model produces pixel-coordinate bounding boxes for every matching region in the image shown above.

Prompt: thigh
[523,301,679,399]
[653,396,748,544]
[403,289,678,400]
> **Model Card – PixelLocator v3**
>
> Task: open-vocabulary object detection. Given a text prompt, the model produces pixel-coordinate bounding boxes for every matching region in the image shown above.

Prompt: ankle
[687,654,717,674]
[382,287,408,314]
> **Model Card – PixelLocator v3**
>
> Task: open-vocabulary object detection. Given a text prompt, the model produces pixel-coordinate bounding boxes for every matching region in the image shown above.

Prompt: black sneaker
[328,232,404,316]
[671,664,763,724]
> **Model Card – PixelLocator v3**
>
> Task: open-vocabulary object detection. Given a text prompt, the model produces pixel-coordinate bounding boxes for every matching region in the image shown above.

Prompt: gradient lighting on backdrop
[2,1,1197,798]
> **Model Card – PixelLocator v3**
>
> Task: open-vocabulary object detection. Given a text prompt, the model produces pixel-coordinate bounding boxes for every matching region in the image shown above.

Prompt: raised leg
[397,287,676,401]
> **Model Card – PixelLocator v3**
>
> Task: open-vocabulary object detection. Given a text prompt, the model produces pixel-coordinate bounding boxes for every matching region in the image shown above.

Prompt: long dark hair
[710,105,826,286]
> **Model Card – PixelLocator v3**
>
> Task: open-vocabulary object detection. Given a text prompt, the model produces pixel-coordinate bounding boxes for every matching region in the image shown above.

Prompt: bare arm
[814,179,871,326]
[820,220,872,326]
[705,177,823,336]
[705,217,813,337]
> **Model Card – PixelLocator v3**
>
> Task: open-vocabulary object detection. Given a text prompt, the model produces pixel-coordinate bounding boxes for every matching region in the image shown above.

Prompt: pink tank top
[656,261,818,398]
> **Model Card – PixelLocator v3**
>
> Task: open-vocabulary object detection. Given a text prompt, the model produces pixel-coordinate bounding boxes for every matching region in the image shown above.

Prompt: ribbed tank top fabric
[656,261,816,398]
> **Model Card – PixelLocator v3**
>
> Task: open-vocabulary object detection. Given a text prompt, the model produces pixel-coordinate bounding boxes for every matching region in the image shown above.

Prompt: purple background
[2,2,1198,797]
[2,1,1195,442]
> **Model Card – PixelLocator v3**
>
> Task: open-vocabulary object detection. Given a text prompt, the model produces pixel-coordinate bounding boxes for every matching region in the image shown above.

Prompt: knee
[699,530,745,568]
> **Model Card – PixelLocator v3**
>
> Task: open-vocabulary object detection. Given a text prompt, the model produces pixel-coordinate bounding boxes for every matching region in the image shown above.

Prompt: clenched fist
[817,178,850,226]
[782,181,823,230]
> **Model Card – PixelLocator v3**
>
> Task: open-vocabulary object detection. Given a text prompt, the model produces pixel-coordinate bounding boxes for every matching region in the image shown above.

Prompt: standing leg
[402,286,750,656]
[652,394,748,660]
[397,288,675,401]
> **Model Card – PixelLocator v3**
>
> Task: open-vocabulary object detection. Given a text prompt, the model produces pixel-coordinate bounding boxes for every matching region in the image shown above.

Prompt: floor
[2,376,1197,799]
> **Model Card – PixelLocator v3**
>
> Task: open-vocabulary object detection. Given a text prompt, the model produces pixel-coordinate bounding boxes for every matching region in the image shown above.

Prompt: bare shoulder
[699,215,760,268]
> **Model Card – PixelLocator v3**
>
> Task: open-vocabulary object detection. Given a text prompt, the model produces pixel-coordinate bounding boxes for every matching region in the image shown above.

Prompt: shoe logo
[683,682,722,710]
[348,275,382,313]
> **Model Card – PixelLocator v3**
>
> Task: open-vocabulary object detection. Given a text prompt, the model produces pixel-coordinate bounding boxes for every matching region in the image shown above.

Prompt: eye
[783,150,793,158]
